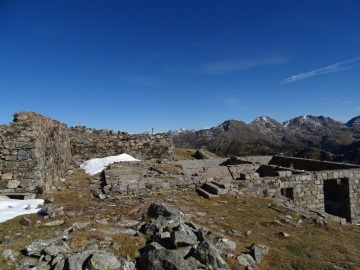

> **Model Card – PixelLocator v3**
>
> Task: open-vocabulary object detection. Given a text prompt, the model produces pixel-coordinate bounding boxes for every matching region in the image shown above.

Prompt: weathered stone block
[7,180,21,189]
[5,155,17,161]
[1,172,12,180]
[17,150,30,160]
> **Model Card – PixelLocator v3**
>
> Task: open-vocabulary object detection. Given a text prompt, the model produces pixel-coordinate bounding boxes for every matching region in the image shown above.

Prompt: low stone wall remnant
[69,126,172,164]
[0,111,173,194]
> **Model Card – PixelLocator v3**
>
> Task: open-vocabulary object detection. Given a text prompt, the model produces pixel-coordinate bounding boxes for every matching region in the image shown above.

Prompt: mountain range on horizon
[170,114,360,164]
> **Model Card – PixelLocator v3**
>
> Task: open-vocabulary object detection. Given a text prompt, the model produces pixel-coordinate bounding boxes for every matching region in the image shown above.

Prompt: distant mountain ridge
[170,115,360,164]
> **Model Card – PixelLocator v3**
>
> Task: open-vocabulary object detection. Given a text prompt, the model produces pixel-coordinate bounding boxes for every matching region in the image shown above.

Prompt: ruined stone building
[0,111,360,224]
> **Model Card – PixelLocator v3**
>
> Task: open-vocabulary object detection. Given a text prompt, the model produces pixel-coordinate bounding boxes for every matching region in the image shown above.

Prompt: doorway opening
[280,188,294,200]
[323,178,351,222]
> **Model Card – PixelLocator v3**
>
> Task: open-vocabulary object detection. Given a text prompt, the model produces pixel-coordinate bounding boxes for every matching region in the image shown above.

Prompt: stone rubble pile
[137,202,230,270]
[4,223,135,270]
[1,203,269,270]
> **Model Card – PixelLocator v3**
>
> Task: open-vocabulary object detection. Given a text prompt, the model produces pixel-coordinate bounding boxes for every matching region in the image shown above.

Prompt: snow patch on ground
[0,199,44,223]
[80,153,140,176]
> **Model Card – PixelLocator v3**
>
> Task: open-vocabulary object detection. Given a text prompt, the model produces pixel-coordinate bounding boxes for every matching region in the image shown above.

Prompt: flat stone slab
[196,187,219,199]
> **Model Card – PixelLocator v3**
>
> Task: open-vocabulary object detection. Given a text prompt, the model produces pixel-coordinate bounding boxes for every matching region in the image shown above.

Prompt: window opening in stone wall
[323,178,351,222]
[280,188,294,200]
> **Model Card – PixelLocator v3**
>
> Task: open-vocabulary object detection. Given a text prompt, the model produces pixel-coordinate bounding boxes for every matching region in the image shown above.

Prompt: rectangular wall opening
[323,178,351,222]
[280,188,294,200]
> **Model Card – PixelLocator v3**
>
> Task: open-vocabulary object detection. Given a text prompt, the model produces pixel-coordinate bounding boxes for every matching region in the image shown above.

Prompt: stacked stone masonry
[69,126,172,164]
[0,112,172,194]
[0,112,71,193]
[229,156,360,224]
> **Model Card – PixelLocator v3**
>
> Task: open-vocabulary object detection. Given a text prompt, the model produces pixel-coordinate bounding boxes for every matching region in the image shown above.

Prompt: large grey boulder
[249,243,269,263]
[44,242,71,257]
[86,251,121,270]
[192,241,230,270]
[67,250,95,270]
[140,242,165,254]
[171,224,198,248]
[215,238,236,254]
[148,203,183,220]
[26,237,65,256]
[192,225,214,244]
[138,249,192,270]
[141,216,182,238]
[141,219,166,238]
[236,253,256,269]
[120,257,136,270]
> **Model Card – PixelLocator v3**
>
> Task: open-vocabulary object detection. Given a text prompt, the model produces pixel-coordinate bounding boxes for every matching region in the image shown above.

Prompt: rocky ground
[1,159,360,269]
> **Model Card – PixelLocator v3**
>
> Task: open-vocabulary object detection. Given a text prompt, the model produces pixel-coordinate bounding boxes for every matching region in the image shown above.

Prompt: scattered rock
[44,205,64,218]
[171,224,198,247]
[215,238,237,253]
[196,211,207,217]
[1,236,13,244]
[66,211,76,218]
[44,196,55,203]
[237,253,256,269]
[118,219,141,228]
[64,222,89,233]
[120,257,136,270]
[20,217,32,226]
[250,243,268,263]
[228,229,241,236]
[278,232,290,238]
[120,228,137,235]
[95,218,109,225]
[42,220,65,227]
[2,249,16,261]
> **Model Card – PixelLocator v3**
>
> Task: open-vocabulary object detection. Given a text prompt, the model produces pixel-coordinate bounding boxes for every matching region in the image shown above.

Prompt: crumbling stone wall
[293,169,360,224]
[0,112,71,193]
[0,112,173,194]
[69,127,173,164]
[233,165,360,223]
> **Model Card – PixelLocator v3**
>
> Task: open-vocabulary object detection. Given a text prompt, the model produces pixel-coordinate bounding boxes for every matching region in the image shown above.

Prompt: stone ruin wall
[69,127,173,164]
[228,156,360,223]
[0,112,71,193]
[0,112,173,194]
[102,159,229,197]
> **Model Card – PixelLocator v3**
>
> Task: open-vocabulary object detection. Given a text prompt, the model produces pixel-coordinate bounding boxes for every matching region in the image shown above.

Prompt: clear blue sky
[1,1,360,133]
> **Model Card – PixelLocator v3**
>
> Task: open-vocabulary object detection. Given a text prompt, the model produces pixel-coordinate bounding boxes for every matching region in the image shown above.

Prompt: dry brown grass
[172,148,197,160]
[169,194,360,269]
[1,167,360,269]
